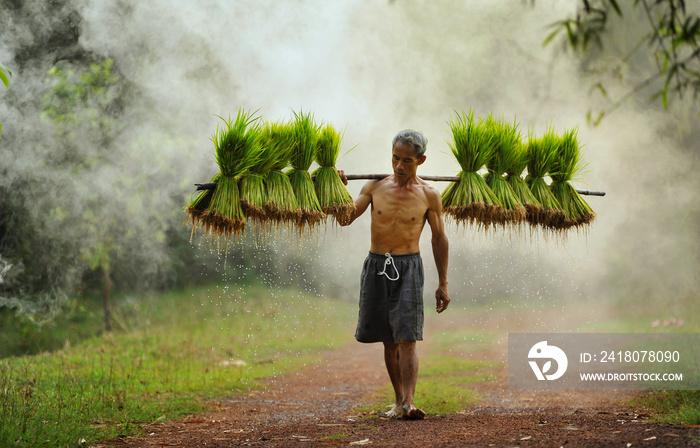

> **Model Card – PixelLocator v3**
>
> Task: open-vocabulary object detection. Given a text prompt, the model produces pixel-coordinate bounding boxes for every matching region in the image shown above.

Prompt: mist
[1,0,698,329]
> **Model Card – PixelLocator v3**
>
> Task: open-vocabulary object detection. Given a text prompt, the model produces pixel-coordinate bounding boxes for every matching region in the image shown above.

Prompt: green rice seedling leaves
[550,127,596,230]
[287,110,325,231]
[213,110,262,178]
[441,110,502,227]
[484,115,526,226]
[313,124,355,224]
[205,110,263,243]
[505,136,541,223]
[525,126,565,230]
[262,121,302,226]
[240,123,282,223]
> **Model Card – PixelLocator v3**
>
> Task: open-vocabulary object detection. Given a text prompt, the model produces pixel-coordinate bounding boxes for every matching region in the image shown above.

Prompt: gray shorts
[355,252,424,343]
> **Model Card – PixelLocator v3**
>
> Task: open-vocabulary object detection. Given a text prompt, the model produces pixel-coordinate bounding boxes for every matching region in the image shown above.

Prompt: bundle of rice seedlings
[205,110,262,240]
[441,110,502,227]
[505,139,542,224]
[313,123,355,224]
[239,124,281,222]
[239,169,267,221]
[287,111,325,231]
[525,127,565,229]
[262,121,302,226]
[484,116,526,226]
[549,127,596,230]
[184,171,221,239]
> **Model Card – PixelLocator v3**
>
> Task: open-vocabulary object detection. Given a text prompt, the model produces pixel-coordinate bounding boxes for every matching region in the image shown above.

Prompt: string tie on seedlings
[377,253,400,281]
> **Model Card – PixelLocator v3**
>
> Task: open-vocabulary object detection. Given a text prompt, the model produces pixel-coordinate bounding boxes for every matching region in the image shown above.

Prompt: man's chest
[371,192,428,225]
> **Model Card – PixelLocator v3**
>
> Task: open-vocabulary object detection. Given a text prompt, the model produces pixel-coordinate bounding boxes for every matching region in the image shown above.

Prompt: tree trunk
[103,266,113,332]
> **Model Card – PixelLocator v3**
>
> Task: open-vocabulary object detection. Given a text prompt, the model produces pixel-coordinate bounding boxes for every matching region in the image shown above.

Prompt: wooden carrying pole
[195,174,606,196]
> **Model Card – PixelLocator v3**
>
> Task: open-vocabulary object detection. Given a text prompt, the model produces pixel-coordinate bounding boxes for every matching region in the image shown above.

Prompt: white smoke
[2,0,697,325]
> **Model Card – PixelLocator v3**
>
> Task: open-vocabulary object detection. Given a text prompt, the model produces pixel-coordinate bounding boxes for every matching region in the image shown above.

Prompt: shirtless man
[339,129,450,420]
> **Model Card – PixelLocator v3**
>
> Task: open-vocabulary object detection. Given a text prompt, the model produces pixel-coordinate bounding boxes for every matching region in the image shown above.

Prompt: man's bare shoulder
[359,179,382,195]
[417,179,442,209]
[414,177,438,193]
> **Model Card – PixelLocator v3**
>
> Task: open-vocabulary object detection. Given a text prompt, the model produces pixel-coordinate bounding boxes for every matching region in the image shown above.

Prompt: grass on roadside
[0,302,104,359]
[319,433,351,442]
[0,283,356,448]
[634,391,700,425]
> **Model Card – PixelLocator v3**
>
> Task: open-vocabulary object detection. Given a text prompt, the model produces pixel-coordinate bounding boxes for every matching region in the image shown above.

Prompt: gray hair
[392,129,427,158]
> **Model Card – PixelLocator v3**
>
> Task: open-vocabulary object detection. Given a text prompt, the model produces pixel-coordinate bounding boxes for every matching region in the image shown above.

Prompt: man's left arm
[425,187,450,313]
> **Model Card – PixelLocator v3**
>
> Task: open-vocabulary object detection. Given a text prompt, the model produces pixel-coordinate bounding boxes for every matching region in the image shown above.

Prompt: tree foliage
[545,0,700,123]
[0,63,10,137]
[0,64,10,89]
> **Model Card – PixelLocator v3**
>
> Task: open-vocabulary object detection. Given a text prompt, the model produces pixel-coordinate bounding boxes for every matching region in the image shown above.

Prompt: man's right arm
[425,185,450,313]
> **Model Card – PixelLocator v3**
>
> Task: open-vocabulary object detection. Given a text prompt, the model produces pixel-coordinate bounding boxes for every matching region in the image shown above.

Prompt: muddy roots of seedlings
[288,168,325,231]
[527,177,565,229]
[205,175,247,240]
[263,170,302,228]
[442,171,503,227]
[486,174,527,226]
[444,201,503,229]
[185,191,214,234]
[506,174,542,227]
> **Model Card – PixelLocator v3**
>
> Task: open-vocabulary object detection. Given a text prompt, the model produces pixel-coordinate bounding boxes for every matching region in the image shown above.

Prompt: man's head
[392,129,427,158]
[391,129,427,181]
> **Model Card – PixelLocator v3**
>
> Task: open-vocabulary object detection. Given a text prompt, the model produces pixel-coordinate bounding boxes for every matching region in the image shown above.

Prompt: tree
[544,0,700,123]
[41,58,125,332]
[1,0,239,337]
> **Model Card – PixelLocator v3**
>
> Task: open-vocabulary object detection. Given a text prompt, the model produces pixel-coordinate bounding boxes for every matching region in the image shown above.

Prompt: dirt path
[99,310,700,448]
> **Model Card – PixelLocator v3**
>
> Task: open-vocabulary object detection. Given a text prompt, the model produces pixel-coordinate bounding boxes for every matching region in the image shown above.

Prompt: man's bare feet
[402,405,426,420]
[380,404,402,418]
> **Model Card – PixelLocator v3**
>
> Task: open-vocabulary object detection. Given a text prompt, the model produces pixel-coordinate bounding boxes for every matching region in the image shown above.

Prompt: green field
[0,283,357,448]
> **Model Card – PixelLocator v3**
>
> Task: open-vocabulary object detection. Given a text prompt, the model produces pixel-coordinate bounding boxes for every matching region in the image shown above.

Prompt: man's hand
[338,169,348,186]
[435,285,450,313]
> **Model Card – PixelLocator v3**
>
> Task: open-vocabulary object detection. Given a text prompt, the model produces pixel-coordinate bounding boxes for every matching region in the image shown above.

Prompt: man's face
[392,141,426,180]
